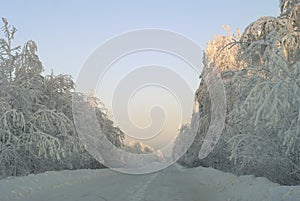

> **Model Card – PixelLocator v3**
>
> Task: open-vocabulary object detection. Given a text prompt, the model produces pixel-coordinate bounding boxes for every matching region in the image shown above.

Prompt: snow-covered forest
[175,0,300,186]
[1,0,300,200]
[0,18,127,178]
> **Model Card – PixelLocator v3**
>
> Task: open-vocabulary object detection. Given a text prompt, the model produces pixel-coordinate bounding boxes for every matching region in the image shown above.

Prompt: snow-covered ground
[0,164,300,201]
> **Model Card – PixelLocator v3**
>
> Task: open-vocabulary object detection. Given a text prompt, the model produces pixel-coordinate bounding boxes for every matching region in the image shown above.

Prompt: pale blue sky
[1,0,279,77]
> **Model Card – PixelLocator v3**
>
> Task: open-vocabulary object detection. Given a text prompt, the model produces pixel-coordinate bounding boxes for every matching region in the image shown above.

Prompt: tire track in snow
[126,172,159,201]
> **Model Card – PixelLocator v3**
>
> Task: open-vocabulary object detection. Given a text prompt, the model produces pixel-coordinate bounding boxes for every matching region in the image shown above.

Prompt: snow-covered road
[1,165,300,201]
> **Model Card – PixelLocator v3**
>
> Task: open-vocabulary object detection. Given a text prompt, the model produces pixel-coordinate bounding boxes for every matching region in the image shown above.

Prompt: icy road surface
[1,164,300,201]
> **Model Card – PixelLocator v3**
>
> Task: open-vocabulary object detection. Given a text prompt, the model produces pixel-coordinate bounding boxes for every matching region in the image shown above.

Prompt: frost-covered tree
[176,1,300,185]
[226,4,300,184]
[0,18,124,178]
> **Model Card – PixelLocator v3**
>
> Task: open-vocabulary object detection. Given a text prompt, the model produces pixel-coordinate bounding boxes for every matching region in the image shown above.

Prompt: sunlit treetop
[280,0,300,16]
